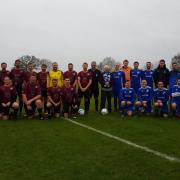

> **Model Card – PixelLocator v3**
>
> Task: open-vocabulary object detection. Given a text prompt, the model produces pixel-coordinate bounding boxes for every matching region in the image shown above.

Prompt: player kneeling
[154,81,169,118]
[135,79,153,115]
[120,81,135,117]
[22,74,43,120]
[171,78,180,117]
[0,77,19,120]
[60,78,78,118]
[47,79,61,118]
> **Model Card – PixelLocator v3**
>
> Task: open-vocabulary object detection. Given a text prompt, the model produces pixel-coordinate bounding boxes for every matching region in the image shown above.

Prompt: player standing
[112,63,125,111]
[154,81,169,117]
[130,61,143,94]
[77,63,92,114]
[63,63,77,87]
[47,62,63,88]
[0,62,10,86]
[88,61,101,112]
[169,62,180,89]
[121,60,131,82]
[10,59,25,114]
[24,62,37,83]
[100,65,113,113]
[142,62,154,88]
[37,64,48,114]
[153,59,169,88]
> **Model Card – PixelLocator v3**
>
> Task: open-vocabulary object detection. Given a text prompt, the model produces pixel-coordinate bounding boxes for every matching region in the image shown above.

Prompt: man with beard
[142,62,154,88]
[0,62,10,86]
[63,63,77,87]
[47,62,63,88]
[10,59,25,114]
[0,76,19,120]
[153,59,170,88]
[88,61,101,112]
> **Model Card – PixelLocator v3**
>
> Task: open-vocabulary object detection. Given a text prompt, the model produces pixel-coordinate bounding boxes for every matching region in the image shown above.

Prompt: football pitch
[0,113,180,180]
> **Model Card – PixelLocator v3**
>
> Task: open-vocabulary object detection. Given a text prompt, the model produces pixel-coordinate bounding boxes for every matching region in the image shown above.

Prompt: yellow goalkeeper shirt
[47,70,63,87]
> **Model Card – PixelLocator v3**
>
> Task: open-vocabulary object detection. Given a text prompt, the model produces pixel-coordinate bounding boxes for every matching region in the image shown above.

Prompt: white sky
[0,0,180,71]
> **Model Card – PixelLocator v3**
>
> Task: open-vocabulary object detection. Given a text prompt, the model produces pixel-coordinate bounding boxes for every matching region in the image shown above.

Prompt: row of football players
[0,74,179,120]
[0,59,179,119]
[0,75,78,120]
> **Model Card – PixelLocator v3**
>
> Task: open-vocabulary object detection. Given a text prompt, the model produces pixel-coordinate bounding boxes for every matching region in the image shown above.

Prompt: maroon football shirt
[24,71,37,83]
[0,85,17,103]
[0,70,10,85]
[22,82,41,100]
[37,71,48,91]
[60,85,76,104]
[63,70,77,86]
[47,87,61,103]
[10,68,25,85]
[78,71,92,88]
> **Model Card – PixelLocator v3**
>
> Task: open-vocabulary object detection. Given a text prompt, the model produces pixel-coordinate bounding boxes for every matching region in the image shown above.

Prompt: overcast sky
[0,0,180,71]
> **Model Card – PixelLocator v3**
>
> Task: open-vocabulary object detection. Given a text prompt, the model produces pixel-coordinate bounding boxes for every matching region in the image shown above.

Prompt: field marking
[65,118,180,163]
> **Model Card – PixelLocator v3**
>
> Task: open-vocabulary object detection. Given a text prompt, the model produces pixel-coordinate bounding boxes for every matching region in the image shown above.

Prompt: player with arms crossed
[120,81,136,117]
[47,79,61,118]
[22,74,43,119]
[154,81,169,117]
[0,77,19,120]
[135,79,154,115]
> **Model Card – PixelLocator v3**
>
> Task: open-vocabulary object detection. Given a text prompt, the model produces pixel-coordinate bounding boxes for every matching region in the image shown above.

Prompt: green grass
[0,109,180,179]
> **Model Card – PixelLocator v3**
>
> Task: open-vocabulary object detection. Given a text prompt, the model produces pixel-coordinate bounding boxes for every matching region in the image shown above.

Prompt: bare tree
[98,57,117,71]
[172,54,180,69]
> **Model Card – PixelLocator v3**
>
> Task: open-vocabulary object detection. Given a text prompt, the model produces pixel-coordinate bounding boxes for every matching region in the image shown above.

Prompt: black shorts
[41,90,47,98]
[52,105,60,114]
[63,102,71,113]
[15,84,22,97]
[90,87,99,98]
[24,102,36,115]
[2,102,14,115]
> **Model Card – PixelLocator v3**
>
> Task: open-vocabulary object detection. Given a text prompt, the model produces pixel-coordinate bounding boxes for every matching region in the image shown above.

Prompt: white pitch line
[65,118,180,163]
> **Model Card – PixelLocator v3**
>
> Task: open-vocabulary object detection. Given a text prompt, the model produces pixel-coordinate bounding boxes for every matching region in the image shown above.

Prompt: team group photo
[1,0,180,179]
[0,58,179,120]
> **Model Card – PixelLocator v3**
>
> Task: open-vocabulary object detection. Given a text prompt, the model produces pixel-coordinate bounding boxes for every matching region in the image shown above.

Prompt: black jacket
[88,68,101,89]
[153,66,170,87]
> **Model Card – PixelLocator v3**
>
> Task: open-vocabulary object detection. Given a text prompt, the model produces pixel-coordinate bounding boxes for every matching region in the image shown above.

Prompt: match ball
[101,108,108,115]
[78,109,85,115]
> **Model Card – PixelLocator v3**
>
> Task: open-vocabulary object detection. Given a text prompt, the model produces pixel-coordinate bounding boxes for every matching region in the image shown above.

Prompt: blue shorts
[140,101,151,113]
[172,100,180,114]
[161,102,168,113]
[121,102,134,111]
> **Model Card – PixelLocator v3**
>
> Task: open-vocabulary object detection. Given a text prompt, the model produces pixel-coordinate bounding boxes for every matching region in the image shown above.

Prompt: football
[101,108,108,115]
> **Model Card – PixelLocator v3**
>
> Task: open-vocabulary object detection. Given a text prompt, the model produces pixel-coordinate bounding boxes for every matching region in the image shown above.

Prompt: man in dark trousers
[77,62,92,114]
[88,61,101,112]
[100,65,113,113]
[153,59,170,88]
